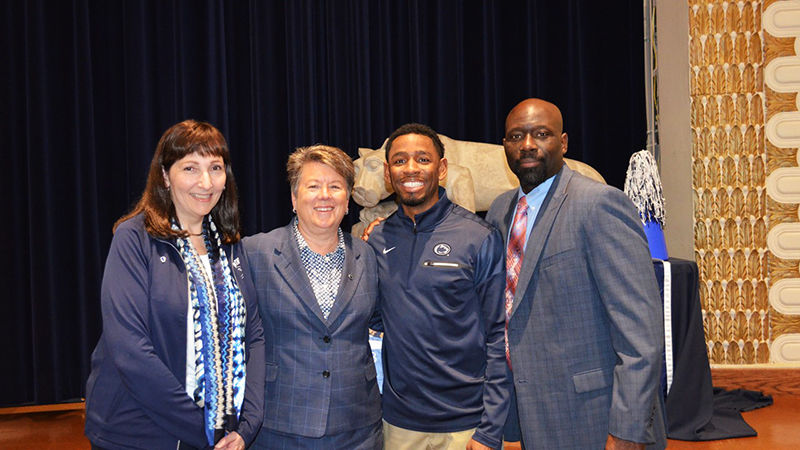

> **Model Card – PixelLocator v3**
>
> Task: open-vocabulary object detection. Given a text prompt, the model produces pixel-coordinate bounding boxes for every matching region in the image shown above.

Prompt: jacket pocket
[421,260,473,270]
[572,367,611,394]
[265,362,278,382]
[539,247,578,270]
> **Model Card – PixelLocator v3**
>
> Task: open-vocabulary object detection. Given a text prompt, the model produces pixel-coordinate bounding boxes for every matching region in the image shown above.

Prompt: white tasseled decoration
[624,150,665,227]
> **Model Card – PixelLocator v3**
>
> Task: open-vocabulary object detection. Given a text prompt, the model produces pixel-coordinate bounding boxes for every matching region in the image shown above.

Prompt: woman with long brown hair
[85,120,264,450]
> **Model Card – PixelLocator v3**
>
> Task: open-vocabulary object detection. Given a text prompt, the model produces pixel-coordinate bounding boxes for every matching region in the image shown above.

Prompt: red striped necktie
[505,196,528,368]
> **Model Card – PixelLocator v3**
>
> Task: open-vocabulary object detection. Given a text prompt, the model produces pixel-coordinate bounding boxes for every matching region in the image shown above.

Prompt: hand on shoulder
[360,216,386,241]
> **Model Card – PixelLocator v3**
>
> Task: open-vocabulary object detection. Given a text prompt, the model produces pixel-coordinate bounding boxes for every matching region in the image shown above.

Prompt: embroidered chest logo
[232,257,244,278]
[433,243,451,256]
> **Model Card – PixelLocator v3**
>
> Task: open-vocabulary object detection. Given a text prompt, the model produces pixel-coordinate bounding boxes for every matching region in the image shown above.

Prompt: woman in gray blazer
[245,145,382,449]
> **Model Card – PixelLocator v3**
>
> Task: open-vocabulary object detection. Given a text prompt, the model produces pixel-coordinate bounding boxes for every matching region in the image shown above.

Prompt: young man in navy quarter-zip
[366,123,511,450]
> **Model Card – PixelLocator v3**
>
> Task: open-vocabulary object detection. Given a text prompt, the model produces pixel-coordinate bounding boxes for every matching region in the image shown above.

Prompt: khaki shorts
[382,420,476,450]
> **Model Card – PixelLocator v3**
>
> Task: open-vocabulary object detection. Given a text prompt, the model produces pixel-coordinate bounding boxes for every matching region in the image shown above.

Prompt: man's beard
[396,191,426,207]
[515,163,547,191]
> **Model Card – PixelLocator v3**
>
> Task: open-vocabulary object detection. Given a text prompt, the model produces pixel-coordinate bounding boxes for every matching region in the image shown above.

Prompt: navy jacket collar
[394,187,453,232]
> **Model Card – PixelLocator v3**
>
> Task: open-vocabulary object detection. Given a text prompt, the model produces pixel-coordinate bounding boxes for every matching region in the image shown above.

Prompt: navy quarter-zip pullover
[367,188,511,449]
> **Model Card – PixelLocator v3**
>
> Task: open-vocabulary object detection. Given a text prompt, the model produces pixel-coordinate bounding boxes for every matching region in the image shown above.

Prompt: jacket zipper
[407,220,419,280]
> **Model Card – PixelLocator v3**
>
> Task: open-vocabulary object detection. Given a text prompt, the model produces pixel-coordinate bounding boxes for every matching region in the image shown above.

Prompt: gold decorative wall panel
[763,0,800,362]
[689,0,770,363]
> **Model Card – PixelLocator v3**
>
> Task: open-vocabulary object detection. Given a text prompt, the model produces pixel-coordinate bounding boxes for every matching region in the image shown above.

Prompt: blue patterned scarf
[174,216,246,445]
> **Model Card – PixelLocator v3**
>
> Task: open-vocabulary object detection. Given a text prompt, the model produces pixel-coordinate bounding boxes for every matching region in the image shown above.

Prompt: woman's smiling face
[163,152,226,231]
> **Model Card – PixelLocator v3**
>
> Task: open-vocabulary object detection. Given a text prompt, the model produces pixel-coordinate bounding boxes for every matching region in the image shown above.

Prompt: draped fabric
[0,0,645,406]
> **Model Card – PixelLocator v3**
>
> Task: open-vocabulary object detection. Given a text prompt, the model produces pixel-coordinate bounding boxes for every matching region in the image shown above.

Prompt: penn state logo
[433,243,451,256]
[232,257,244,278]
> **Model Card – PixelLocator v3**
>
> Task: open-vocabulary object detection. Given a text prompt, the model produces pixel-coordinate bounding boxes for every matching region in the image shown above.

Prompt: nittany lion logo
[433,243,451,256]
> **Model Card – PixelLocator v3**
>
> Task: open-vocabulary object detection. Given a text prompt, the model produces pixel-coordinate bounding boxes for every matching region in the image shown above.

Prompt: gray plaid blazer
[243,223,381,438]
[486,165,666,449]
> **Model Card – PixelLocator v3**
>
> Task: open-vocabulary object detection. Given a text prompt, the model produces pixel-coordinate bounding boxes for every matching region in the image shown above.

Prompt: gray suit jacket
[243,223,381,438]
[486,165,666,449]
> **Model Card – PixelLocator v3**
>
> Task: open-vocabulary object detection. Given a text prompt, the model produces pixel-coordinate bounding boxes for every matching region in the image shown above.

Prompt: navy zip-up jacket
[367,189,511,449]
[85,214,265,449]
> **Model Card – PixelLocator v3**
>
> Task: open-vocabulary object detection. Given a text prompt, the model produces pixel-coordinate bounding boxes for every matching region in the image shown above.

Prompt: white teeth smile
[402,181,423,188]
[315,207,334,212]
[191,194,213,200]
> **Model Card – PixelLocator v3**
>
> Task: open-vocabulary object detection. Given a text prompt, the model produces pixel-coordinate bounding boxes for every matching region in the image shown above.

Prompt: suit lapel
[511,166,573,317]
[325,234,363,325]
[273,227,329,325]
[498,192,516,240]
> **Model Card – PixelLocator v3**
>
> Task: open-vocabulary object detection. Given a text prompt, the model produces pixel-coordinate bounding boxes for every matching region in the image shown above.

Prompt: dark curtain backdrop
[0,0,645,406]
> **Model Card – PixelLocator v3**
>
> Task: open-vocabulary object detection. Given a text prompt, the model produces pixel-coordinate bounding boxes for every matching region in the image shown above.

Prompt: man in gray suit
[486,99,666,449]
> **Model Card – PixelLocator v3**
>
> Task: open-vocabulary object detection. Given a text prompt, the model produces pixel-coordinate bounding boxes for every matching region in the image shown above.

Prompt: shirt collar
[292,217,345,256]
[517,172,556,209]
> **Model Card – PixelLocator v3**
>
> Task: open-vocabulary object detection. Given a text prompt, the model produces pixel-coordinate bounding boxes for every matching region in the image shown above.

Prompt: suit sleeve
[232,244,266,446]
[584,188,664,444]
[471,228,513,449]
[100,226,208,448]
